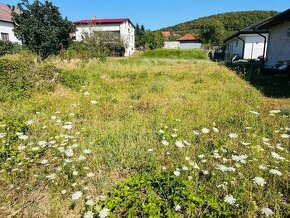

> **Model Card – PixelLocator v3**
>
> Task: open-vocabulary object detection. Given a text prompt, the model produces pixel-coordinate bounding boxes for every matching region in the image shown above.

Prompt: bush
[142,49,208,60]
[93,173,240,217]
[0,57,59,101]
[59,69,87,90]
[0,115,29,164]
[0,41,22,56]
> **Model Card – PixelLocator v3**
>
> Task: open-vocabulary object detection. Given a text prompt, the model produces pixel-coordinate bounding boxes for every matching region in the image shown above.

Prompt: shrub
[0,57,59,101]
[93,173,239,217]
[0,41,22,56]
[142,49,208,60]
[59,69,87,90]
[0,114,29,164]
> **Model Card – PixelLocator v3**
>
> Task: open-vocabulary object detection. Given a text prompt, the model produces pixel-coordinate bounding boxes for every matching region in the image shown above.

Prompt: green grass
[141,48,208,60]
[0,55,289,217]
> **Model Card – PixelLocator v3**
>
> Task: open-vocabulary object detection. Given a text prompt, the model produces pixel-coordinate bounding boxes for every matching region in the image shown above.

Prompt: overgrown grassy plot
[0,55,289,217]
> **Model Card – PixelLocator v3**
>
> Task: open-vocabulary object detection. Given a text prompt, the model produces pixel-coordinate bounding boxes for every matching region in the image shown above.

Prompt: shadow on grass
[227,61,290,98]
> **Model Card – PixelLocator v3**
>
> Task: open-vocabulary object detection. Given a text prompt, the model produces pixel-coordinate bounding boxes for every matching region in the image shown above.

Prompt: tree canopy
[12,0,75,59]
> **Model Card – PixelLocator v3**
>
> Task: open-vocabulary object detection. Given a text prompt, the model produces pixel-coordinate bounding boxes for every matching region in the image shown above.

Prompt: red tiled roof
[74,18,130,25]
[177,34,200,41]
[0,4,14,22]
[162,31,171,38]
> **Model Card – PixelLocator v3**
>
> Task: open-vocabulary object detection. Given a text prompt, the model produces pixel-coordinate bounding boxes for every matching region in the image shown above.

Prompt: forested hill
[160,11,278,45]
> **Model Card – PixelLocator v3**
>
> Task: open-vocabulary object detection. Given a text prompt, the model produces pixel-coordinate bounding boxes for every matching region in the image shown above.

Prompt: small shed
[177,34,202,49]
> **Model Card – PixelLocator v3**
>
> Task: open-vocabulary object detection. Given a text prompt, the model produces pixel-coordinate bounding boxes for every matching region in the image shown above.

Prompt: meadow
[0,51,289,217]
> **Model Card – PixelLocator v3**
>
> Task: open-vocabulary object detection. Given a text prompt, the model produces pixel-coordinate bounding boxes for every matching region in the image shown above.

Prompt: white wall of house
[180,42,202,49]
[0,20,20,43]
[265,21,290,68]
[225,38,244,62]
[243,34,268,59]
[164,41,180,49]
[75,21,135,57]
[225,33,268,62]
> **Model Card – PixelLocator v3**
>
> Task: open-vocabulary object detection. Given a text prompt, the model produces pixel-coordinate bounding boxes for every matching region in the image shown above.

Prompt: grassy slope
[0,57,289,217]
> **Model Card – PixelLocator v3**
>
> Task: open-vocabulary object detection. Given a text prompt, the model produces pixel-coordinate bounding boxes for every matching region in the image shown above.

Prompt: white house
[256,9,290,68]
[224,24,268,62]
[177,34,202,49]
[163,34,202,49]
[74,18,135,57]
[0,4,20,43]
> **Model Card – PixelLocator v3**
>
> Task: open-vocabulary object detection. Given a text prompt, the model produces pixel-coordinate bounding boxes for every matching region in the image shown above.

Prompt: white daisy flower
[83,211,94,218]
[78,155,87,161]
[212,127,219,133]
[83,149,92,154]
[281,134,289,139]
[171,133,177,138]
[18,135,28,140]
[269,169,282,176]
[90,100,97,105]
[232,155,248,162]
[40,159,48,165]
[175,141,185,148]
[71,191,83,200]
[46,174,56,180]
[224,195,236,205]
[253,177,266,187]
[193,130,200,135]
[173,170,180,176]
[182,166,189,171]
[189,162,200,169]
[65,148,74,157]
[98,208,110,218]
[63,123,73,130]
[260,207,274,217]
[216,165,235,172]
[241,142,251,146]
[175,204,181,211]
[269,110,281,114]
[87,172,94,178]
[271,152,285,161]
[201,128,210,134]
[61,190,67,194]
[162,139,169,146]
[228,133,238,139]
[259,165,268,170]
[159,130,164,134]
[0,132,6,138]
[85,199,94,206]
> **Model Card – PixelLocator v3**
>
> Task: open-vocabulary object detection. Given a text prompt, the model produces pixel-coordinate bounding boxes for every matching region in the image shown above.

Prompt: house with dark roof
[73,17,135,57]
[224,23,268,62]
[0,4,20,43]
[255,8,290,68]
[177,34,202,49]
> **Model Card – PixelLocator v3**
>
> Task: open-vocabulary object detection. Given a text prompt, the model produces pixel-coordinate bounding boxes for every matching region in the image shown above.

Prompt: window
[1,33,9,41]
[287,27,290,37]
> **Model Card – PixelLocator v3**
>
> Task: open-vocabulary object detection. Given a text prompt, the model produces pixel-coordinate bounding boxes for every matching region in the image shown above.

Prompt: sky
[2,0,290,30]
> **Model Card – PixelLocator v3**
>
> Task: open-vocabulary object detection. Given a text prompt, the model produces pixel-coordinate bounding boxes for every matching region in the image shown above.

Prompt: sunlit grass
[0,57,289,217]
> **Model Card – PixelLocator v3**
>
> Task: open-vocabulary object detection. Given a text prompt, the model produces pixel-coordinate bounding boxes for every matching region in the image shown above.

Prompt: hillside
[161,11,278,45]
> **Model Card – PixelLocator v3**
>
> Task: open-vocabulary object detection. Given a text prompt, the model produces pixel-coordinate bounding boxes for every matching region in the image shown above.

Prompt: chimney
[92,16,97,20]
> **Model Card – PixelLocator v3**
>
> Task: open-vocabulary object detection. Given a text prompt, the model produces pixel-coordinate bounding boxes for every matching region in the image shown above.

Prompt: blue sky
[2,0,290,30]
